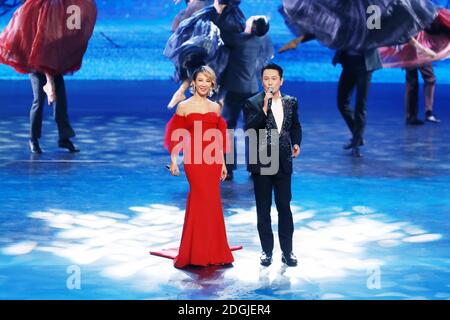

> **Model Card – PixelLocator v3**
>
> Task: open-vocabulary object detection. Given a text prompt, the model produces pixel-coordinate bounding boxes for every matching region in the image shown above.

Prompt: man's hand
[214,0,225,14]
[263,89,273,114]
[292,144,300,158]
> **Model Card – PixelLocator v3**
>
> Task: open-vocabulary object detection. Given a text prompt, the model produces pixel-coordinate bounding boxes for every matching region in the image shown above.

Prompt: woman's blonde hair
[190,65,218,96]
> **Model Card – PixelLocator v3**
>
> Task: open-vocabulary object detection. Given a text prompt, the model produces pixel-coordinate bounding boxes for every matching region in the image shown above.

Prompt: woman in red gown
[164,65,234,268]
[0,0,97,103]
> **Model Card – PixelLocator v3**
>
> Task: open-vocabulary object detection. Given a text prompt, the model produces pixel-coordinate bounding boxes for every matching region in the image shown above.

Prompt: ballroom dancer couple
[165,0,273,110]
[164,63,302,268]
[0,0,97,153]
[380,8,450,125]
[278,0,449,157]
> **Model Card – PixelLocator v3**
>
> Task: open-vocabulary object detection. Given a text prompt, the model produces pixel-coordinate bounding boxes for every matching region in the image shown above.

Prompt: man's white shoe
[426,115,441,123]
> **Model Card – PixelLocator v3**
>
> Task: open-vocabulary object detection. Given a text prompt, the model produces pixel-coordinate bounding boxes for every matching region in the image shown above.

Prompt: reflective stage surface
[0,81,449,299]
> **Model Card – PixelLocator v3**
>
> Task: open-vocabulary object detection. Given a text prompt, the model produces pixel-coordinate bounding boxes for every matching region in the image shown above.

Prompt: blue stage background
[0,0,449,82]
[0,1,449,300]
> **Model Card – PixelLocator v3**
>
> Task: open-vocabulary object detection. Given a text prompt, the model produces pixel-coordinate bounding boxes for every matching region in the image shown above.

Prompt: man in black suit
[333,49,382,157]
[212,2,273,180]
[29,73,79,154]
[244,63,302,267]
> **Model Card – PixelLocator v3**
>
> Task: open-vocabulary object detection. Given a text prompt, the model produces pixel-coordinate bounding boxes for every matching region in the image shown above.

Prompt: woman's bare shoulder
[209,100,221,115]
[176,98,192,116]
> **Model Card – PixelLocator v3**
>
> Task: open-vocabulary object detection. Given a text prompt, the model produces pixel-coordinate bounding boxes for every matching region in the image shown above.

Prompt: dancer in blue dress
[278,0,437,52]
[165,0,246,109]
[277,0,439,158]
[171,0,214,32]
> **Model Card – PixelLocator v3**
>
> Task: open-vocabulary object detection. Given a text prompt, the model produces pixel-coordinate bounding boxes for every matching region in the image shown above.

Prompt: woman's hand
[220,164,228,181]
[278,36,305,53]
[292,144,301,158]
[409,37,437,59]
[214,0,225,14]
[421,47,437,59]
[170,161,180,176]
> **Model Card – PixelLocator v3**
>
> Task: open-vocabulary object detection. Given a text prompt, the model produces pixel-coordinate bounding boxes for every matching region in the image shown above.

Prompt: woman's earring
[208,88,214,97]
[190,84,195,94]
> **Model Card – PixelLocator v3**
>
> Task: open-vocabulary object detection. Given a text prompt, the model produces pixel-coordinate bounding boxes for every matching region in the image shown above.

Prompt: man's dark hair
[251,17,270,37]
[261,62,283,78]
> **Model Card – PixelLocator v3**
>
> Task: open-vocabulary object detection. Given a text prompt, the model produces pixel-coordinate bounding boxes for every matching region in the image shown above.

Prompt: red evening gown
[0,0,97,75]
[164,112,234,268]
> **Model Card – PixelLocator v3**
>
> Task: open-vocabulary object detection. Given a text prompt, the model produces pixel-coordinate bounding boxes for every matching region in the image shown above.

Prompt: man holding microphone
[243,62,302,267]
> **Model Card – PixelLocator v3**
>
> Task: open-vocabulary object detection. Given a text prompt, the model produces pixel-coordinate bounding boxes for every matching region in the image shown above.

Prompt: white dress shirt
[271,95,284,133]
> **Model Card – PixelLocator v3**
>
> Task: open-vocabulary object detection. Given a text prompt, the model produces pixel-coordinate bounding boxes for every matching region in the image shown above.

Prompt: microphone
[267,87,273,110]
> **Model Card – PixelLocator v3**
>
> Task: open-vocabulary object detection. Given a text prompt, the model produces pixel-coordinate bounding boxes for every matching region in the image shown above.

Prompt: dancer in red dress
[164,66,234,268]
[0,0,97,153]
[379,8,450,68]
[0,0,97,102]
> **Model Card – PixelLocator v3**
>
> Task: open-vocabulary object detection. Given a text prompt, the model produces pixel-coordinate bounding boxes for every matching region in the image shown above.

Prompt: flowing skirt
[280,0,437,51]
[171,0,214,32]
[165,3,245,83]
[0,0,97,75]
[380,9,450,68]
[165,10,230,83]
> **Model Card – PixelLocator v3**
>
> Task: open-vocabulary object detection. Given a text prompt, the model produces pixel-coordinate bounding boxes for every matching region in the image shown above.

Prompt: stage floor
[0,80,449,299]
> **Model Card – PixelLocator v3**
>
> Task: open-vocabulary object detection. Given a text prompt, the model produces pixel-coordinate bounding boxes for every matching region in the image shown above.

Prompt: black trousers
[337,55,373,147]
[30,73,75,141]
[405,63,436,120]
[252,171,294,255]
[223,90,257,172]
